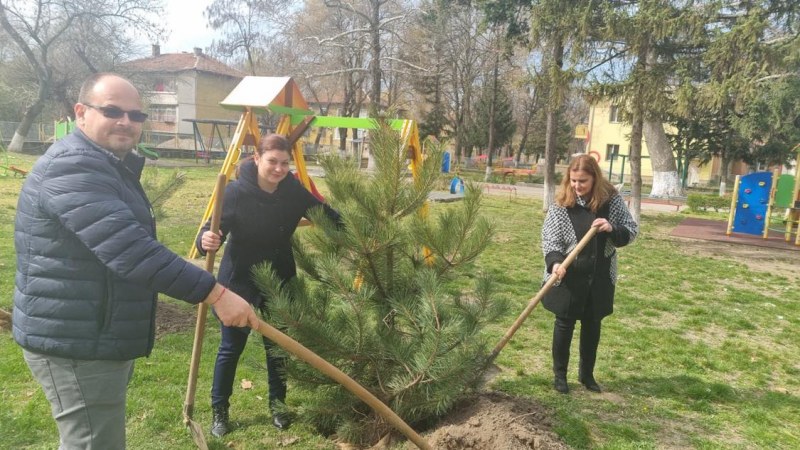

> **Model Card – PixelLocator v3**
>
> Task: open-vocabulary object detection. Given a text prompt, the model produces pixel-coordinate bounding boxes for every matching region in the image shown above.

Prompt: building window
[606,144,620,161]
[609,105,621,123]
[152,78,176,92]
[149,105,177,123]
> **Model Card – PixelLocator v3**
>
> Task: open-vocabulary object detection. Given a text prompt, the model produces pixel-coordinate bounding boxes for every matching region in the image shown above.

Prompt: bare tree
[291,3,369,155]
[422,3,486,162]
[0,0,164,152]
[321,0,417,115]
[204,0,292,75]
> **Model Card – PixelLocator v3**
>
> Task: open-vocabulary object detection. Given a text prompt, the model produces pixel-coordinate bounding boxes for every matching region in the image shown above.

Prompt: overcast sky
[159,0,220,54]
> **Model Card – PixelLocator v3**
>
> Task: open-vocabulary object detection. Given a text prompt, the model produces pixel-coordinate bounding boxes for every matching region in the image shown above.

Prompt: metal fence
[0,121,196,150]
[0,121,56,142]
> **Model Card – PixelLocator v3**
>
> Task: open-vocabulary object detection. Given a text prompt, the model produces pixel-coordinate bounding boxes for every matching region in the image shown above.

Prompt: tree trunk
[484,52,499,182]
[339,128,348,157]
[369,3,381,116]
[644,120,684,198]
[543,37,564,211]
[629,111,643,224]
[719,154,731,196]
[9,98,45,152]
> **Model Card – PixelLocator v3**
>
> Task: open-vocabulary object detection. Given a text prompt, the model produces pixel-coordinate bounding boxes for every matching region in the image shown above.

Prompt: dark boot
[268,355,291,430]
[578,363,602,393]
[269,398,291,430]
[552,317,574,394]
[578,319,602,393]
[210,405,229,438]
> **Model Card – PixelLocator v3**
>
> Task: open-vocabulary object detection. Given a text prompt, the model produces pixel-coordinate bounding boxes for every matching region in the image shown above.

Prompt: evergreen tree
[253,123,507,445]
[465,85,517,156]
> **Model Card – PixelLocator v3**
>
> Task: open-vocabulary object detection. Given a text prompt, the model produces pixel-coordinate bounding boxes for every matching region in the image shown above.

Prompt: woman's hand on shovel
[204,284,259,328]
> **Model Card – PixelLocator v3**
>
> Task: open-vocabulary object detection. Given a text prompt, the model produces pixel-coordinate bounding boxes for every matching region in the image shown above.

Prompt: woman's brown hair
[255,133,291,157]
[555,154,617,213]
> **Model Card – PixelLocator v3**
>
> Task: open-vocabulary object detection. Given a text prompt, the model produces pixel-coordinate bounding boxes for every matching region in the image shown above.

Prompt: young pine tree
[252,122,507,445]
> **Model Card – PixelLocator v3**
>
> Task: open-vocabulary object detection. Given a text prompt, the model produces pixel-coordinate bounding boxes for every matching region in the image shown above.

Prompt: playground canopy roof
[221,76,310,114]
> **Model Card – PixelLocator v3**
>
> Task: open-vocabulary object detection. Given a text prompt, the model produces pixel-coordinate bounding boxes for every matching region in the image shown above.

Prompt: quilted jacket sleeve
[39,151,215,303]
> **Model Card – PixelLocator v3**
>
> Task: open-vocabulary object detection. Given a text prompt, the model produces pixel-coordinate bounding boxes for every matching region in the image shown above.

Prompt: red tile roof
[123,52,247,79]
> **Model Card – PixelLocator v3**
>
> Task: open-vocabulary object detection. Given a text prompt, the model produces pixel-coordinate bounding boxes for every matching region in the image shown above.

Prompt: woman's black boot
[210,405,229,437]
[579,319,602,393]
[552,318,574,394]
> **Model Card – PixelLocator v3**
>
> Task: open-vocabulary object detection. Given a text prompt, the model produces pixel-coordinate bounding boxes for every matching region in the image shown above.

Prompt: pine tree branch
[755,72,797,83]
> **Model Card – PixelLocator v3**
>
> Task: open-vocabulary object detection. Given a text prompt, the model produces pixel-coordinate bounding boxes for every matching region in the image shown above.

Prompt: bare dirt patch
[155,300,198,338]
[0,308,11,332]
[672,236,800,283]
[408,391,569,450]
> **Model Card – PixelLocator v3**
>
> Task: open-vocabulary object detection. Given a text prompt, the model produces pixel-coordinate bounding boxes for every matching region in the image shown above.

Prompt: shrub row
[687,193,731,212]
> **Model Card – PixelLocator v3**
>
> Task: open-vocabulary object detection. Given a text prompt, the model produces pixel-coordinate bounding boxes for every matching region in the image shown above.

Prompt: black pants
[552,315,602,380]
[211,323,287,409]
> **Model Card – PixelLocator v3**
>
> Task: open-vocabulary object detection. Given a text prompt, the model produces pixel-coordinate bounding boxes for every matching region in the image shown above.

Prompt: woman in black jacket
[196,134,340,435]
[541,155,638,394]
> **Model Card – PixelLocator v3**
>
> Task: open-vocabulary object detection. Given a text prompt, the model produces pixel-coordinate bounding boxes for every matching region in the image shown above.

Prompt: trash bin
[450,176,464,194]
[441,152,451,173]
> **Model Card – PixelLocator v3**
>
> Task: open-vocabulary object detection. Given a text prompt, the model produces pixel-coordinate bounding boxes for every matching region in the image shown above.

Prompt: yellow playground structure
[187,76,425,258]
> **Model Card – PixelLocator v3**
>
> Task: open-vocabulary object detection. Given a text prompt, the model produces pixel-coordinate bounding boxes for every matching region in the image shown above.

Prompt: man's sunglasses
[84,104,148,123]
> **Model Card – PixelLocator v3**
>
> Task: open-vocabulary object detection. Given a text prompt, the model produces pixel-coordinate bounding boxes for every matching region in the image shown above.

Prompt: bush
[687,193,732,212]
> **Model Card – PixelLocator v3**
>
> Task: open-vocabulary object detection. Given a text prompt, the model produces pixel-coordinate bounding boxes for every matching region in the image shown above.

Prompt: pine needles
[254,122,506,445]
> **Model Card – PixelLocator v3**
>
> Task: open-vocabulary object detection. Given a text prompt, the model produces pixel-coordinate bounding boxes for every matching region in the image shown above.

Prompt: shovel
[488,225,599,365]
[251,319,431,450]
[182,173,227,450]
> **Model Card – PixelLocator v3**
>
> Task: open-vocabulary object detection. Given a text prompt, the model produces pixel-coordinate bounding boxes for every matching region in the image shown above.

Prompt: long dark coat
[540,194,638,320]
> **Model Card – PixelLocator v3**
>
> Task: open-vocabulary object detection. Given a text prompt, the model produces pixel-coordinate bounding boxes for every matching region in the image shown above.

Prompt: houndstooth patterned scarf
[541,194,638,284]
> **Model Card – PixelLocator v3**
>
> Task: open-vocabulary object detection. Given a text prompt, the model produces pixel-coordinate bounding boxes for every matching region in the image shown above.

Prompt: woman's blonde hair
[555,154,616,213]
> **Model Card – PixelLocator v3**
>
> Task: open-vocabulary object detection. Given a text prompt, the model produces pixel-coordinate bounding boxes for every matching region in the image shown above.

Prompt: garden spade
[488,225,599,366]
[182,173,226,450]
[250,319,432,450]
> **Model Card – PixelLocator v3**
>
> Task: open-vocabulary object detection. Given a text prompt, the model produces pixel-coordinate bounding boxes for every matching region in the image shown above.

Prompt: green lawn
[1,154,798,449]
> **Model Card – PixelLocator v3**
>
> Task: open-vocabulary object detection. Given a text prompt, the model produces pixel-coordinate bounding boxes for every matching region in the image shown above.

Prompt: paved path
[310,166,684,214]
[475,182,686,213]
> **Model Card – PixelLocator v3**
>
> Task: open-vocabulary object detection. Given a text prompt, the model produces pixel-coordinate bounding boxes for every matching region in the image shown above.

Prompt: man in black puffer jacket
[13,73,258,450]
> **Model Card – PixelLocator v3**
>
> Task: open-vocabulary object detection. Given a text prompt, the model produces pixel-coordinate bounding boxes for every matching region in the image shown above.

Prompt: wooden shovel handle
[183,174,226,420]
[252,320,431,450]
[488,225,599,363]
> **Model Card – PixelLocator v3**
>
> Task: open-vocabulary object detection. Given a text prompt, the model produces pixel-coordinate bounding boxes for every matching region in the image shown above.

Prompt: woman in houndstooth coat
[541,155,638,394]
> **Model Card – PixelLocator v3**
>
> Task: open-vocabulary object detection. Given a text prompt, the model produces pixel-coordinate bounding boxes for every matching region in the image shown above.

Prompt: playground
[1,77,799,449]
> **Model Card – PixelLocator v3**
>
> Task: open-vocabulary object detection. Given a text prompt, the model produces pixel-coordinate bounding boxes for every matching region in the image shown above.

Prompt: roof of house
[123,51,247,79]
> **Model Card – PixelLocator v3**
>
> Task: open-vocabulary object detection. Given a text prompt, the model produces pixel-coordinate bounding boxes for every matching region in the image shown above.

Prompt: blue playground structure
[727,151,800,246]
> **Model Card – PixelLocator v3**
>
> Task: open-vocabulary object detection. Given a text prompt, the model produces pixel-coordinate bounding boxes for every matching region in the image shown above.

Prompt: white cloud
[159,0,220,54]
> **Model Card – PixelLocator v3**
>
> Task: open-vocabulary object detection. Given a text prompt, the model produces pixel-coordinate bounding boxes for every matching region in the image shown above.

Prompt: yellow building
[579,102,748,186]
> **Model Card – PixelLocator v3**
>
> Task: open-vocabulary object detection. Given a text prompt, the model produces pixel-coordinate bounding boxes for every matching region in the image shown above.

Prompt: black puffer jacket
[196,159,340,307]
[13,130,216,361]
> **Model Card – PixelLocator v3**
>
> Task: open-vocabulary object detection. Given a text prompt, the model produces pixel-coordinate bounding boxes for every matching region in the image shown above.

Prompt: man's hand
[204,284,259,328]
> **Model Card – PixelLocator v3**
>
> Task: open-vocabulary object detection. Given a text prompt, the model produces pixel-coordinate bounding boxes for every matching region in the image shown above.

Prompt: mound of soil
[415,391,569,450]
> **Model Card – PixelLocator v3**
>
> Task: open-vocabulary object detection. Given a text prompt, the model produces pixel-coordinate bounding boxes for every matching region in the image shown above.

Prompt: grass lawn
[1,153,798,449]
